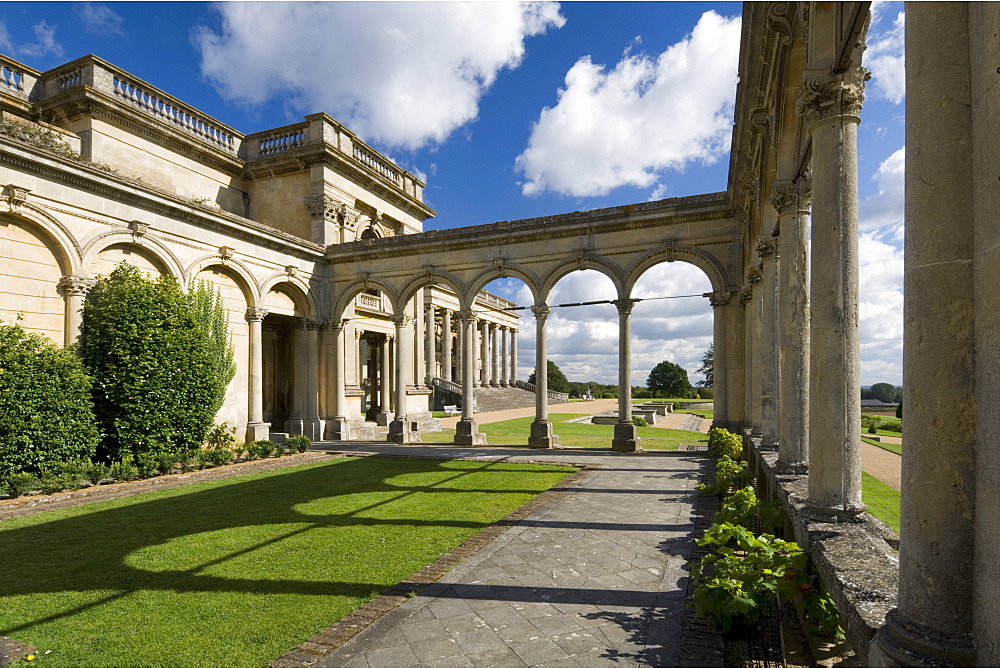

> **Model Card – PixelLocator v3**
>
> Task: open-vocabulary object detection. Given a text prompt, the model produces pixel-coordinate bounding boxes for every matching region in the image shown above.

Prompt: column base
[869,609,976,667]
[245,422,270,443]
[529,420,560,449]
[304,418,324,442]
[803,498,867,522]
[324,417,351,441]
[710,420,729,431]
[612,422,641,452]
[376,411,394,426]
[388,418,420,443]
[285,418,304,436]
[454,418,487,445]
[761,437,779,452]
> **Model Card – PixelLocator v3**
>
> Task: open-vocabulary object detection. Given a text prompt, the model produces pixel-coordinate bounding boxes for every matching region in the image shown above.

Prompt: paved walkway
[860,440,901,491]
[311,445,709,667]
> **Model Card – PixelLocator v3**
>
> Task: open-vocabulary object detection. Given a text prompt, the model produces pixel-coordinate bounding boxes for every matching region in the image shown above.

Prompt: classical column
[376,334,394,425]
[424,304,436,384]
[388,315,418,443]
[454,309,486,445]
[477,321,486,386]
[57,275,94,347]
[286,320,306,435]
[528,304,559,448]
[244,308,270,442]
[705,292,730,429]
[611,299,640,451]
[328,318,351,440]
[490,323,500,386]
[726,296,746,428]
[757,236,780,449]
[871,4,977,664]
[773,177,811,470]
[441,308,453,382]
[797,63,866,519]
[303,319,322,441]
[748,265,763,437]
[510,329,518,384]
[500,326,510,386]
[742,277,757,434]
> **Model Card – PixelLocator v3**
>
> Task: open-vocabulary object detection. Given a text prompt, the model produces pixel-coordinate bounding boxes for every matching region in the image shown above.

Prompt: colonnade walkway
[307,446,711,667]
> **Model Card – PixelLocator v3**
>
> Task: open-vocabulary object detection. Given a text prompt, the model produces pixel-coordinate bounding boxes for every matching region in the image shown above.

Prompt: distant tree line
[861,382,901,403]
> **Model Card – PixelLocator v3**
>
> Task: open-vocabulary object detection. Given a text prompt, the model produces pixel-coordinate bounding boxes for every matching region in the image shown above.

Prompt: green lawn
[0,456,574,666]
[862,435,902,455]
[430,413,707,450]
[862,472,900,533]
[675,409,714,419]
[861,428,903,438]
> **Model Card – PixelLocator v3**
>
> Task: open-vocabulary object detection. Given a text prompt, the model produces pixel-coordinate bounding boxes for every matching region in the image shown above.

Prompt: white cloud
[194,2,565,150]
[514,10,741,198]
[18,21,63,58]
[76,3,126,38]
[860,147,904,233]
[858,230,904,386]
[865,6,905,104]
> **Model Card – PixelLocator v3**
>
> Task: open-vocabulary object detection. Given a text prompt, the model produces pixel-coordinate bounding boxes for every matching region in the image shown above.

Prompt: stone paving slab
[306,445,709,667]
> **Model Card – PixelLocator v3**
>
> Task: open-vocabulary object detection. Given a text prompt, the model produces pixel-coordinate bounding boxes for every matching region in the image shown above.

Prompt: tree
[527,359,571,393]
[188,280,237,414]
[696,344,714,388]
[869,382,899,404]
[647,360,694,398]
[81,264,233,462]
[0,321,99,477]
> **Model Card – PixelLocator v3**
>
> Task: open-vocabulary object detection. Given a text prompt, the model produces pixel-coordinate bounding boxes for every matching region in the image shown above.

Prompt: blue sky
[0,1,905,387]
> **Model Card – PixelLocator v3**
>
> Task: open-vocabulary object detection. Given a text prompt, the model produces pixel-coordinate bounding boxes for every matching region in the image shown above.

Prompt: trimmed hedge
[0,322,99,477]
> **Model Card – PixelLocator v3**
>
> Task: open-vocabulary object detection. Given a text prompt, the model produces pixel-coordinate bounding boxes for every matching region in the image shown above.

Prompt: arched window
[360,227,379,240]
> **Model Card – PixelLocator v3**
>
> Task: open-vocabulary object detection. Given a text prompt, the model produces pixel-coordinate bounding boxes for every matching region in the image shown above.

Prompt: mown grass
[432,413,707,451]
[862,471,901,533]
[862,435,902,455]
[0,456,574,666]
[675,409,714,419]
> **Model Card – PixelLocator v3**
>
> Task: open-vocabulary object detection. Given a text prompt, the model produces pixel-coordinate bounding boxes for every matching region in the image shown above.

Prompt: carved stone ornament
[530,304,552,320]
[129,220,148,242]
[746,265,763,285]
[612,298,640,316]
[285,265,298,277]
[390,314,414,328]
[771,175,813,215]
[704,291,731,309]
[796,66,870,126]
[457,308,477,323]
[245,307,268,322]
[304,195,360,230]
[58,275,95,297]
[756,236,778,259]
[4,184,30,212]
[330,318,349,331]
[219,246,235,263]
[739,287,754,305]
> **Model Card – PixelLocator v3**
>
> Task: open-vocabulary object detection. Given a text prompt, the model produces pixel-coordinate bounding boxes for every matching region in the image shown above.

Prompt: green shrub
[156,453,178,476]
[205,422,238,450]
[251,440,275,459]
[716,486,785,534]
[272,442,286,457]
[80,265,233,463]
[207,448,234,466]
[85,462,110,485]
[868,425,877,434]
[233,445,247,462]
[632,415,648,427]
[3,471,38,498]
[62,459,90,488]
[286,435,311,453]
[880,418,902,433]
[0,322,100,477]
[708,428,743,460]
[135,454,158,479]
[37,467,73,495]
[109,457,138,482]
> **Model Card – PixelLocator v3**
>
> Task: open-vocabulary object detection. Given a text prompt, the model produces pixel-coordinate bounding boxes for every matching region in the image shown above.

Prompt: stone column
[303,319,322,441]
[286,320,306,435]
[612,299,640,451]
[726,297,746,428]
[376,334,394,425]
[871,4,977,664]
[441,308,453,382]
[500,326,510,386]
[491,323,501,386]
[57,275,94,347]
[797,64,866,519]
[389,315,418,443]
[773,177,811,470]
[327,318,351,440]
[424,303,435,384]
[705,292,730,429]
[741,279,757,433]
[748,265,763,437]
[477,321,486,386]
[244,308,270,442]
[757,236,780,449]
[454,309,486,445]
[528,305,559,448]
[510,329,518,384]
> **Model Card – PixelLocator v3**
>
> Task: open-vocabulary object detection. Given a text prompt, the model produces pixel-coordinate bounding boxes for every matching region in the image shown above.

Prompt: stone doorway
[262,315,294,432]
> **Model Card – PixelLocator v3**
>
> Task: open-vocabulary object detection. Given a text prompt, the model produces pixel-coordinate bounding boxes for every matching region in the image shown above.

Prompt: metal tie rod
[499,294,704,311]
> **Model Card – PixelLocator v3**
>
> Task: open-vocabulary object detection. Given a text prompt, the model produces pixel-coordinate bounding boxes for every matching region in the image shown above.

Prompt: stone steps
[474,385,542,412]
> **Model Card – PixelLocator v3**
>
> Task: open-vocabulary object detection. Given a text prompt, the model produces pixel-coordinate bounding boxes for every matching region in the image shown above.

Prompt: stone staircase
[474,385,540,411]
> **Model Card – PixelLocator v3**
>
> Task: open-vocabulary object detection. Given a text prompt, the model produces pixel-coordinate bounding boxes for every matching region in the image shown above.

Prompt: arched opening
[91,243,168,280]
[0,215,70,343]
[261,284,310,433]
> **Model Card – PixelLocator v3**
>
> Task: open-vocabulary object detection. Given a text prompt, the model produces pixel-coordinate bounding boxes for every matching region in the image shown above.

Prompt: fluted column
[510,329,518,384]
[424,303,435,385]
[528,304,558,448]
[244,307,270,442]
[303,319,322,441]
[500,326,510,386]
[742,273,759,434]
[798,63,867,519]
[757,236,780,449]
[612,299,640,451]
[705,292,730,428]
[389,315,418,443]
[441,308,453,382]
[58,275,94,347]
[454,309,486,445]
[773,177,811,470]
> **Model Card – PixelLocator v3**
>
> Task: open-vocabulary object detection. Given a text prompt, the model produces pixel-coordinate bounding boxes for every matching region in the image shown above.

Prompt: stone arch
[333,278,399,321]
[261,279,313,318]
[2,202,82,275]
[82,231,183,281]
[624,245,729,296]
[186,255,260,308]
[538,257,626,305]
[259,273,318,317]
[0,210,79,343]
[463,266,541,310]
[398,270,466,317]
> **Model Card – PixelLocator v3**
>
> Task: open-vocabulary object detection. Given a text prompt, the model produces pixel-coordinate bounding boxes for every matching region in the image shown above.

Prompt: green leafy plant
[37,467,73,495]
[156,453,178,476]
[85,462,110,485]
[286,435,311,453]
[272,441,285,457]
[708,427,743,460]
[135,454,158,479]
[716,485,785,535]
[698,455,752,497]
[632,415,648,427]
[3,471,38,498]
[110,457,138,482]
[0,119,82,160]
[251,440,275,459]
[233,445,247,462]
[205,422,237,450]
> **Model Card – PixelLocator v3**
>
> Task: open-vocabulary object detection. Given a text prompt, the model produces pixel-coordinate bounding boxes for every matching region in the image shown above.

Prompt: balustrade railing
[356,292,383,310]
[430,377,463,395]
[514,380,569,402]
[353,143,403,185]
[0,56,37,103]
[255,125,307,157]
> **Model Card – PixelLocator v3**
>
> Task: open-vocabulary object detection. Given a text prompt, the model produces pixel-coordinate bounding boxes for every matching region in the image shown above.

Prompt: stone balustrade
[0,55,38,107]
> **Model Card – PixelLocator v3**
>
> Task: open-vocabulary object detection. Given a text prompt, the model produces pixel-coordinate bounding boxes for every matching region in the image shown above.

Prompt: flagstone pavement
[307,445,715,667]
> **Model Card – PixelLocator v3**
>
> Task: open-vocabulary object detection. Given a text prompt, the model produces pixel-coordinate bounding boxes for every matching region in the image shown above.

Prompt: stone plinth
[454,419,487,445]
[528,420,559,449]
[612,422,640,452]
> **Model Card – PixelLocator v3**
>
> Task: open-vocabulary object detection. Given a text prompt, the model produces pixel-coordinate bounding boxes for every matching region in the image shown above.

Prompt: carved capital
[330,318,349,331]
[4,184,30,212]
[390,314,415,328]
[796,66,870,127]
[704,291,731,309]
[245,307,268,322]
[530,304,551,320]
[612,298,640,316]
[771,175,812,215]
[304,195,360,230]
[739,287,754,305]
[58,275,95,298]
[746,265,763,285]
[756,236,778,260]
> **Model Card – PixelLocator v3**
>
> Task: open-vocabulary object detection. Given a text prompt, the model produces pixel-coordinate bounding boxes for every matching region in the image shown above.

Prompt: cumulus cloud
[76,3,126,38]
[859,147,904,233]
[194,2,565,150]
[865,5,905,104]
[858,230,904,385]
[17,21,63,58]
[514,10,741,198]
